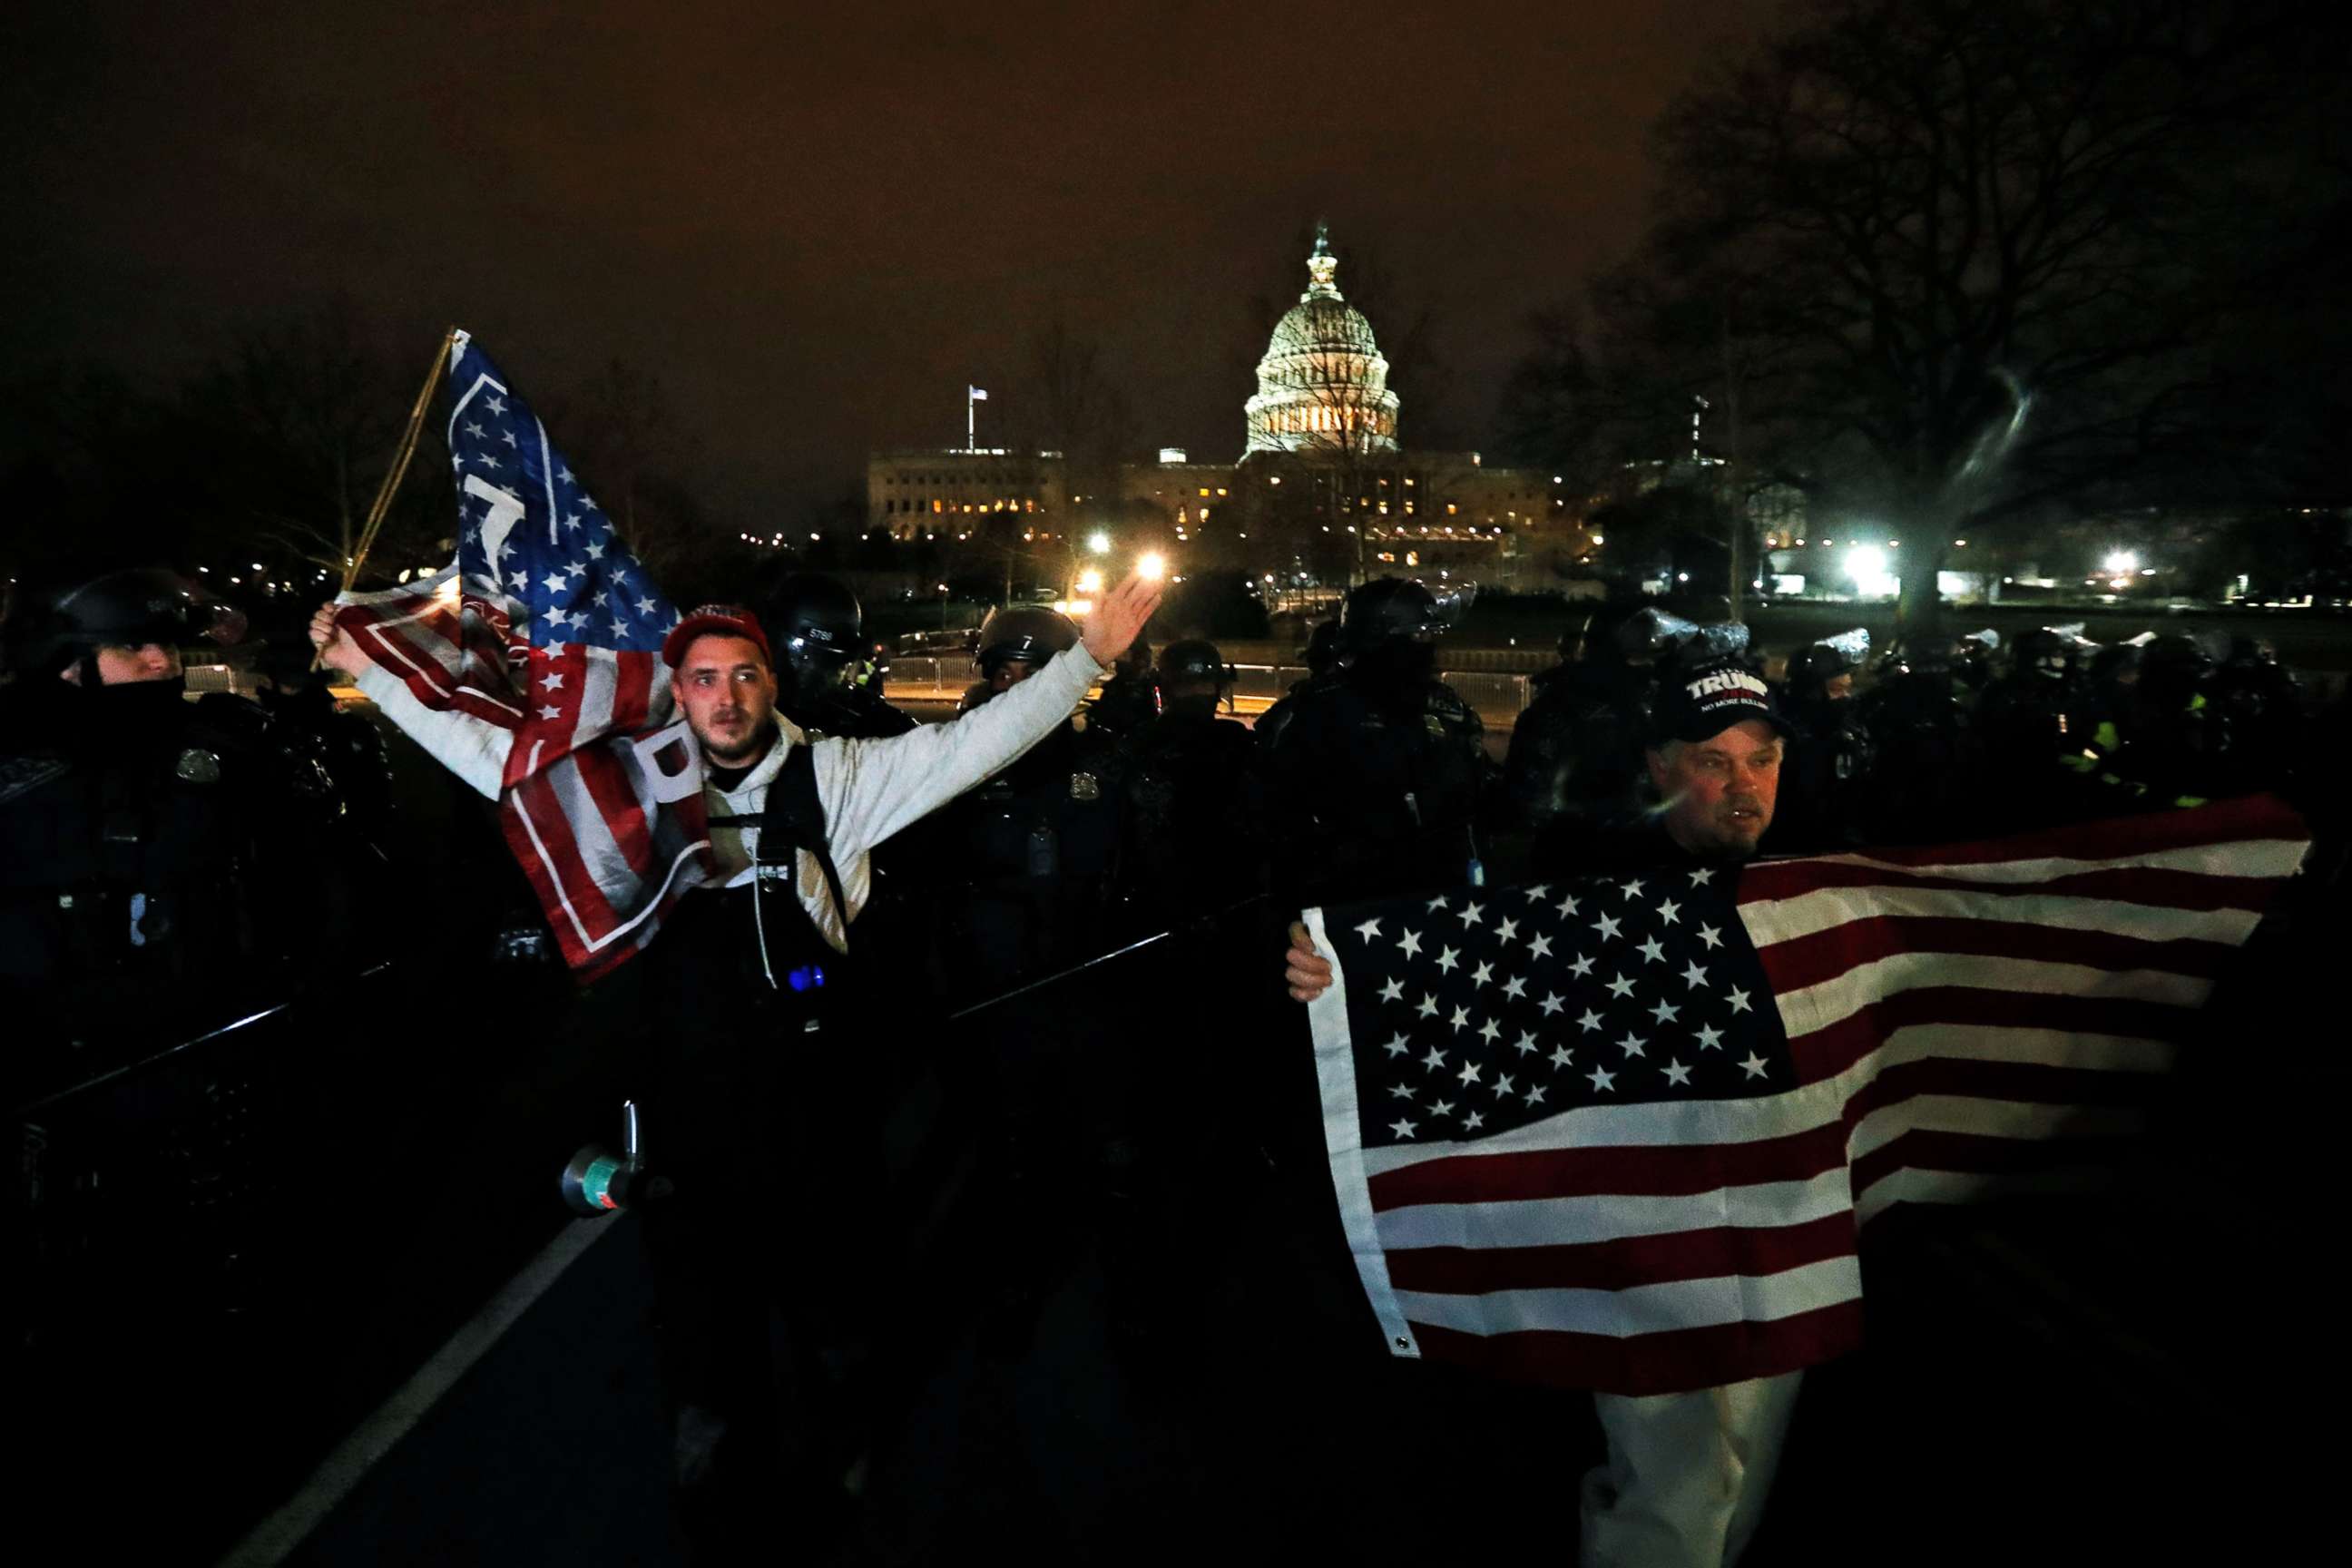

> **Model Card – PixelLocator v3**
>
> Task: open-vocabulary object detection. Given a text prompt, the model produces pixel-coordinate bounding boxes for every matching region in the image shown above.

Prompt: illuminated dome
[1244,227,1401,458]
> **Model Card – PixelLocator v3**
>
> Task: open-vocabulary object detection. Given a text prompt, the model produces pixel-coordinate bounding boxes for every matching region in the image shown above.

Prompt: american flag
[335,331,712,977]
[1299,796,2308,1396]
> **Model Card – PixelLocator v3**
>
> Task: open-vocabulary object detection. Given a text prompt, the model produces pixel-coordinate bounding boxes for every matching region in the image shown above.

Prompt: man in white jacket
[310,571,1160,1556]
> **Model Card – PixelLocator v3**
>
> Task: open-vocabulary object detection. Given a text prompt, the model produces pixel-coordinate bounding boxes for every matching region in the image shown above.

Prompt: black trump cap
[1653,658,1793,745]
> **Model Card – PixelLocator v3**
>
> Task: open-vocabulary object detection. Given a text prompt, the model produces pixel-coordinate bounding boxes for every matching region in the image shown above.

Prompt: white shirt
[353,644,1103,954]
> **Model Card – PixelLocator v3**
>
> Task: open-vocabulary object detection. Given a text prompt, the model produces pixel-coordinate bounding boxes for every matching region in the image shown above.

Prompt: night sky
[5,0,1783,518]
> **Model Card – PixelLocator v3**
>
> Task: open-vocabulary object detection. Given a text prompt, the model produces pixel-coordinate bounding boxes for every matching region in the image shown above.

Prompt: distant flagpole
[967,384,987,452]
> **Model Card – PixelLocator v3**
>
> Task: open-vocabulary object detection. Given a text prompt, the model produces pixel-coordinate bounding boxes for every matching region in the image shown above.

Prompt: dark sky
[5,0,1783,520]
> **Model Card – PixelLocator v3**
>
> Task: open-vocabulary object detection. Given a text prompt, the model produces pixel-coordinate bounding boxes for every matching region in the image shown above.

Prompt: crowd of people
[4,558,2338,1563]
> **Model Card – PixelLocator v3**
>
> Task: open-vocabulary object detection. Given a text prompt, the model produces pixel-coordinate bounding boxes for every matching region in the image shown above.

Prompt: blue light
[786,965,827,993]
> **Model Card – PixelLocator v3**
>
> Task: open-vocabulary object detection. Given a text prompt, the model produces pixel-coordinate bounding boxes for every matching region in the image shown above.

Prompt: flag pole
[316,327,456,672]
[345,326,460,593]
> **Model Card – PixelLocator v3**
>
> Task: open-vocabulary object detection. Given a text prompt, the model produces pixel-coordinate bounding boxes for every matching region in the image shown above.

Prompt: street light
[2103,551,2139,574]
[1137,552,1166,582]
[1076,567,1104,594]
[1088,531,1112,554]
[1845,545,1897,598]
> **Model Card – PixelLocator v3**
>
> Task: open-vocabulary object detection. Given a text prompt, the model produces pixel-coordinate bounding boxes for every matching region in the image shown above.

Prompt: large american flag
[335,332,712,977]
[1299,796,2308,1396]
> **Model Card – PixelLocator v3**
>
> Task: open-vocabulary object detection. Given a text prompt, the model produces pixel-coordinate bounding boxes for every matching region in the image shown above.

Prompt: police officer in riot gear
[1087,635,1161,740]
[1852,637,1982,843]
[1504,602,1656,840]
[5,568,362,1353]
[2,569,350,1069]
[934,602,1122,989]
[2106,632,2232,808]
[760,572,916,740]
[1112,638,1258,933]
[1252,577,1492,906]
[2210,634,2304,799]
[1976,626,2110,830]
[1772,636,1875,852]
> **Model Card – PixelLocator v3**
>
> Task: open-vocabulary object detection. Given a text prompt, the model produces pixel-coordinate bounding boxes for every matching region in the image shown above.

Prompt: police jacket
[1252,668,1490,906]
[348,641,1108,955]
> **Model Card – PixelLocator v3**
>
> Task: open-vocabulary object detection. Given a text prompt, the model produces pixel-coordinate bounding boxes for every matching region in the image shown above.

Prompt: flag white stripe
[1377,1167,1857,1252]
[1741,883,2265,949]
[1770,953,2211,1044]
[1393,1255,1862,1341]
[1847,1096,2148,1163]
[574,651,618,746]
[1745,837,2308,896]
[1305,907,1423,1358]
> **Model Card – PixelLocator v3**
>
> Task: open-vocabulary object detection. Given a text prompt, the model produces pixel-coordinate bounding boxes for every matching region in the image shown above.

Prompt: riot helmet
[2013,627,2078,682]
[1159,638,1232,698]
[1299,619,1342,677]
[2139,632,2217,712]
[1339,578,1446,653]
[1784,642,1854,701]
[763,573,865,701]
[975,603,1080,674]
[17,568,246,684]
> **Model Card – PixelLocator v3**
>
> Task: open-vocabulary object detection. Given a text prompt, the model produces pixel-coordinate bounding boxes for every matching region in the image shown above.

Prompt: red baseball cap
[662,604,772,671]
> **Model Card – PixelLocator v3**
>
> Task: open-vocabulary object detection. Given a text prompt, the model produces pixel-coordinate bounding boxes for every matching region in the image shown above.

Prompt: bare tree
[1612,0,2338,630]
[549,358,710,590]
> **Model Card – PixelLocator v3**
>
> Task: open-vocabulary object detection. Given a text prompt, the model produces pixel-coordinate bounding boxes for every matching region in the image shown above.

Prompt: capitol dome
[1243,228,1401,458]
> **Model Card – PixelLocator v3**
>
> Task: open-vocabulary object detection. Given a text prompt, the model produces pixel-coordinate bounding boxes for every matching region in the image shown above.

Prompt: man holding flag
[1283,655,2308,1566]
[310,330,1160,1553]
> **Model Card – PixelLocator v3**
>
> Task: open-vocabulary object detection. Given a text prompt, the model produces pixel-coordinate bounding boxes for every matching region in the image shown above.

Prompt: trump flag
[332,332,713,977]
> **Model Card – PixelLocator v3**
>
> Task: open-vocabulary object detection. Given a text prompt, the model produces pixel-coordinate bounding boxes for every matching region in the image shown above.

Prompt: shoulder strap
[758,741,854,946]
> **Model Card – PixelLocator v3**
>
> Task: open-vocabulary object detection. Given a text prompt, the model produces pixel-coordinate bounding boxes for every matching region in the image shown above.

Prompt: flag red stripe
[1406,1299,1865,1397]
[1736,859,2280,913]
[1785,986,2195,1084]
[1847,1127,2146,1198]
[610,649,654,736]
[1386,1211,1855,1295]
[1737,796,2303,890]
[1754,914,2240,996]
[1367,1121,1848,1212]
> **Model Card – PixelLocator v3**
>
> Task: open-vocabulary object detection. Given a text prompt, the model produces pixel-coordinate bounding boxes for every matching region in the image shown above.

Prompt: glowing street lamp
[1136,552,1167,583]
[2102,551,2139,574]
[1088,531,1112,555]
[1075,567,1104,594]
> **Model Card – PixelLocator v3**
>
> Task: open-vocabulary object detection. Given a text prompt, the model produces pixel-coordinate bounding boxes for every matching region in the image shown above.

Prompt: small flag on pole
[968,386,988,401]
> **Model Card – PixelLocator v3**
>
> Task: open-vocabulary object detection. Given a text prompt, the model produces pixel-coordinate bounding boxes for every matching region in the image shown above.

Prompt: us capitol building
[865,230,1581,586]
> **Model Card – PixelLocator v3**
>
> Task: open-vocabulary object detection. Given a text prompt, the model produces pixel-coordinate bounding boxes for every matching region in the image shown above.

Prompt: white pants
[1580,1370,1804,1568]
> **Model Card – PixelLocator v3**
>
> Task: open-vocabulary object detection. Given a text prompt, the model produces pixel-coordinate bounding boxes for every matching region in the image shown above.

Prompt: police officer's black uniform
[3,571,358,1355]
[1252,578,1492,910]
[1110,639,1259,935]
[1504,607,1656,840]
[1772,639,1874,853]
